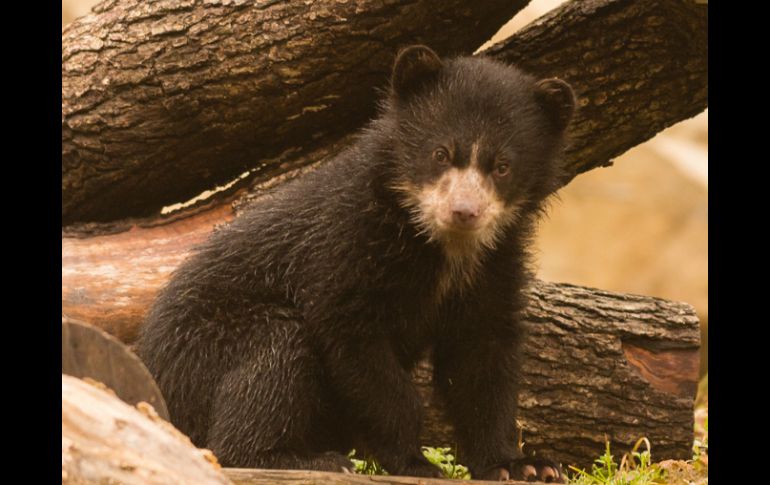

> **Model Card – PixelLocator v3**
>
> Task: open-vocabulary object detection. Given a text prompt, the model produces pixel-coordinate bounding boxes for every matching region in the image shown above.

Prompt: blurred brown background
[63,0,708,376]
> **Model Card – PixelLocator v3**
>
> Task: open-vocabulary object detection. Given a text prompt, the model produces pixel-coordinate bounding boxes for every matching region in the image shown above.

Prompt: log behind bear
[136,45,575,482]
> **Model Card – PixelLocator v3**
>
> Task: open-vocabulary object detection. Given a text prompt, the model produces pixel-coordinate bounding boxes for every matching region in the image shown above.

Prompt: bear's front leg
[433,318,564,483]
[317,330,442,478]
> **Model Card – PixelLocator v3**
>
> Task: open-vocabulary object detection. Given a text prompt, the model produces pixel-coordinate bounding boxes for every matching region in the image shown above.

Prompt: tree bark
[62,374,231,485]
[62,208,699,468]
[62,0,707,226]
[62,0,529,225]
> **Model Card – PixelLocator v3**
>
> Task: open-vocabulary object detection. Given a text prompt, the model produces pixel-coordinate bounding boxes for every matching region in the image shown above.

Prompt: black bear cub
[136,45,575,482]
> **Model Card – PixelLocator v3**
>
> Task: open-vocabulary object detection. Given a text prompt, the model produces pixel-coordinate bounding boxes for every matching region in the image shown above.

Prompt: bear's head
[382,45,575,256]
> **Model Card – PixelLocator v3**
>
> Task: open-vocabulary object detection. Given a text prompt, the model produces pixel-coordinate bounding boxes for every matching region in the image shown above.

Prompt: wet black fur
[136,46,573,479]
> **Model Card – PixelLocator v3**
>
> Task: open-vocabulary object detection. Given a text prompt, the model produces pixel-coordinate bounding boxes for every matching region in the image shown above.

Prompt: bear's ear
[391,45,444,103]
[534,78,576,132]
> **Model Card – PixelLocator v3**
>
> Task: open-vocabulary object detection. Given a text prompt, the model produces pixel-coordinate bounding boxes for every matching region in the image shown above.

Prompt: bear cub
[136,45,575,482]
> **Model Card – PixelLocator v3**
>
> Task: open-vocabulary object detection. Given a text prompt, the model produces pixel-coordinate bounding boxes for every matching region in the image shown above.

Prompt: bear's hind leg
[206,319,352,472]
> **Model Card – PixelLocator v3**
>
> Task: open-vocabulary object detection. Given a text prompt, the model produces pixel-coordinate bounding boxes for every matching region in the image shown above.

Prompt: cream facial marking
[439,167,486,229]
[389,158,524,301]
[390,139,523,253]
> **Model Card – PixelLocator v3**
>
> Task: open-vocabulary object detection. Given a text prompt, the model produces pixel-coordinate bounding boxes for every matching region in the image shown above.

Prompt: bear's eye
[432,147,450,165]
[494,162,511,177]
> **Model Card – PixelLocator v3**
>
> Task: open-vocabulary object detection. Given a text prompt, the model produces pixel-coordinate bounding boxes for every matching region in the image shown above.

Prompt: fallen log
[62,206,699,468]
[62,0,707,224]
[62,0,528,224]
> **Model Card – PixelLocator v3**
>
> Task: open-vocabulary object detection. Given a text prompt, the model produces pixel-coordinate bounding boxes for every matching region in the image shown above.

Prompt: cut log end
[62,375,230,485]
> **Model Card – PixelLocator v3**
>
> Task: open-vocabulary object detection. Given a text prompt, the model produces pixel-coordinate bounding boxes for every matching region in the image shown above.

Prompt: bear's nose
[451,202,481,229]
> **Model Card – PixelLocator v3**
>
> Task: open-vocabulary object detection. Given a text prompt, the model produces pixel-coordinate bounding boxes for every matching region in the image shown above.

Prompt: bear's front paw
[509,456,564,483]
[478,456,564,483]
